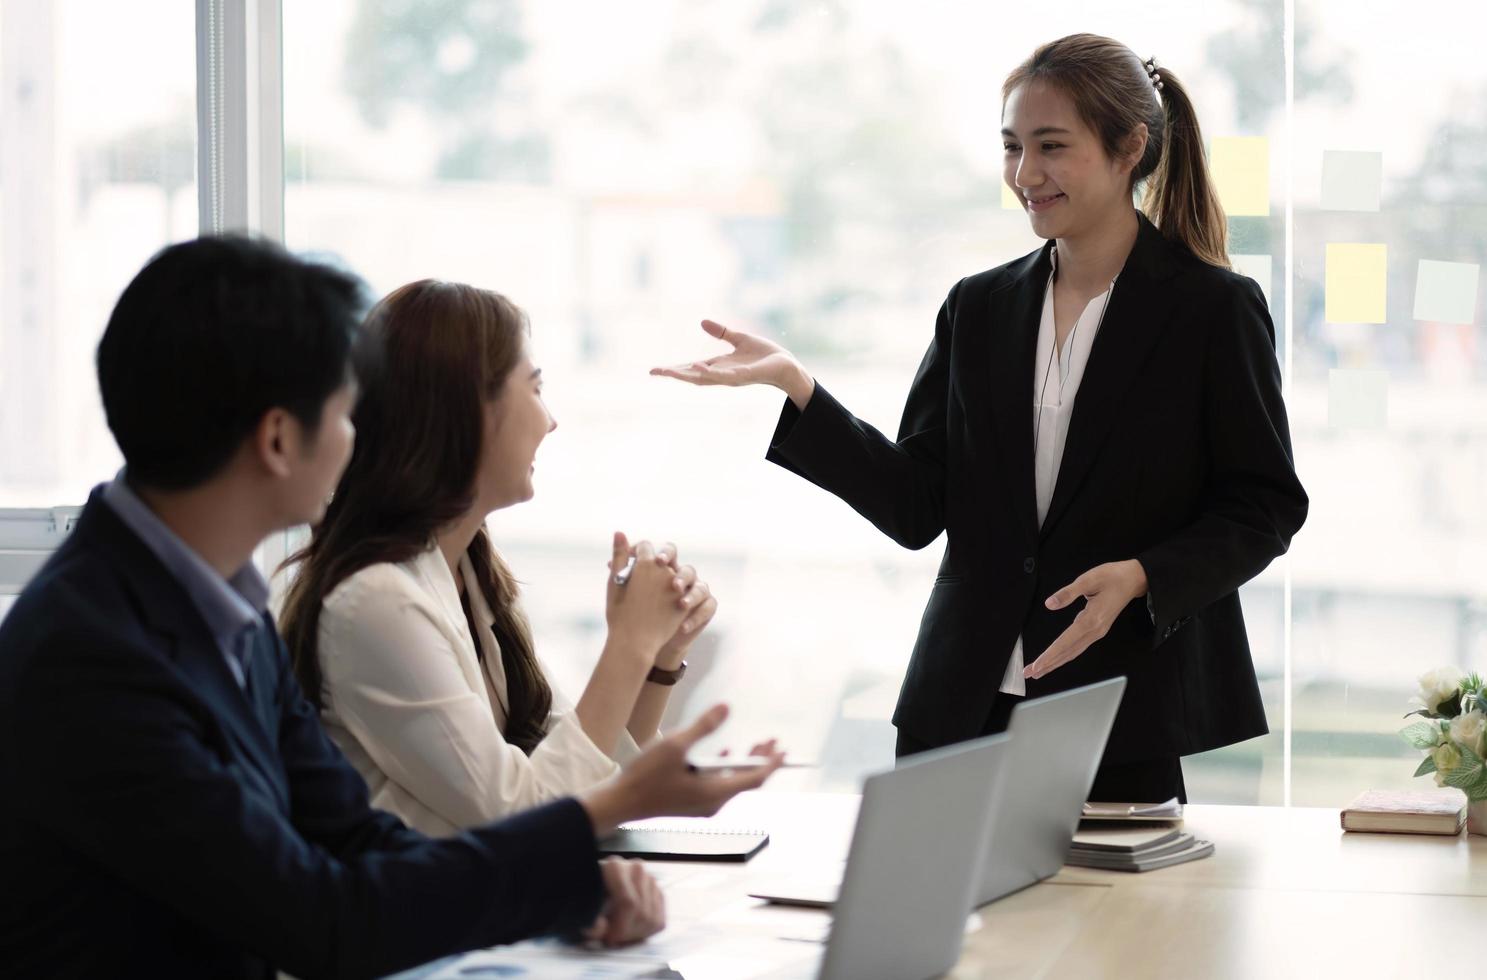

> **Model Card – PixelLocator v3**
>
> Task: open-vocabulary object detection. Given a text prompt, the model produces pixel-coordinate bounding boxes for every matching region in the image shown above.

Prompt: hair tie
[1144,57,1164,91]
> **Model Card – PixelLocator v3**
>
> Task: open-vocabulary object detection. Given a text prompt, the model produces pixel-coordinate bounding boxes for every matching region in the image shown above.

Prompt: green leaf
[1454,770,1487,801]
[1400,720,1443,749]
[1443,764,1482,791]
[1443,742,1486,791]
[1415,756,1438,778]
[1403,709,1434,720]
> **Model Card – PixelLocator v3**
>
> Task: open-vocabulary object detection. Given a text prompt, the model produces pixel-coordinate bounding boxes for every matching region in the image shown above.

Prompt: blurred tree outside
[343,0,549,181]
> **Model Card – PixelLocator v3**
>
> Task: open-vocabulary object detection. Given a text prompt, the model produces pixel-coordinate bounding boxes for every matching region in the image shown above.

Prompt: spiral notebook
[597,821,770,862]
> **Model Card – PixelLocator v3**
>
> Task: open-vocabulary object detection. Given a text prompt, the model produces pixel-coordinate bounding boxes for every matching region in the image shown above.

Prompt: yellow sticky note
[1326,243,1388,324]
[1001,181,1022,211]
[1210,137,1270,217]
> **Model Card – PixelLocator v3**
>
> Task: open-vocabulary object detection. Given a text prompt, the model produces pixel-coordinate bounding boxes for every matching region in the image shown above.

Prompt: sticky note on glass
[1325,243,1387,323]
[1328,369,1388,430]
[1413,259,1479,325]
[1001,181,1021,210]
[1230,254,1273,306]
[1320,151,1382,212]
[1210,137,1269,216]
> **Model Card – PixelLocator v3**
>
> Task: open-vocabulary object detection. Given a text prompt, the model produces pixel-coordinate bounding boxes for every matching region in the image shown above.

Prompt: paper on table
[1082,797,1182,818]
[1210,137,1270,216]
[1230,253,1273,306]
[1321,150,1383,212]
[1328,368,1389,430]
[1414,259,1480,325]
[1326,243,1388,323]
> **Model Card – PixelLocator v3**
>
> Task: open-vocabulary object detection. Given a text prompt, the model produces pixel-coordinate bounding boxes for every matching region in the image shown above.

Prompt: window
[284,0,1301,796]
[0,0,197,509]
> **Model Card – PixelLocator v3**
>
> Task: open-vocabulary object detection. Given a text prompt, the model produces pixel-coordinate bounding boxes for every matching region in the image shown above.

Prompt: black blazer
[0,492,604,980]
[767,215,1308,763]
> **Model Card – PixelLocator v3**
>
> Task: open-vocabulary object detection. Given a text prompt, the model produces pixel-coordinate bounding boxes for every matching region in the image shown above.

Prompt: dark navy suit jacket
[0,492,604,979]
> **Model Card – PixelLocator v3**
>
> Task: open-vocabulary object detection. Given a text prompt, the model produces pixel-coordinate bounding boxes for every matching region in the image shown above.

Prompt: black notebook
[597,824,770,862]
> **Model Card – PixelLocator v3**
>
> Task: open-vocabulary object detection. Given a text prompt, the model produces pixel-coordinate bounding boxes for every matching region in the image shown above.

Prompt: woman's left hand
[1023,560,1148,681]
[643,544,716,669]
[655,561,716,668]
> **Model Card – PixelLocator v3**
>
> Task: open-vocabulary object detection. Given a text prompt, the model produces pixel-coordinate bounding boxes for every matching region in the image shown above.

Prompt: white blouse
[316,545,642,837]
[999,250,1117,696]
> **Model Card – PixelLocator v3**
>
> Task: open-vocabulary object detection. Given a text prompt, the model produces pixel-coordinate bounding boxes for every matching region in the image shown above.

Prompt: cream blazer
[316,545,642,837]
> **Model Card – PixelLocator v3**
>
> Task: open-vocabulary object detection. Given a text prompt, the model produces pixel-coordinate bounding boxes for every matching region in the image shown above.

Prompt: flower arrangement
[1400,667,1487,800]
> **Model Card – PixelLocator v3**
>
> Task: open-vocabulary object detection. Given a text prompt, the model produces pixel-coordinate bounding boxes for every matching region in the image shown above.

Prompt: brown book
[1340,789,1466,835]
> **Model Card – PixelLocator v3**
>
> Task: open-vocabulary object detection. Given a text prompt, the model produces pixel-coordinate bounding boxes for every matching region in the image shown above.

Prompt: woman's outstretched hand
[650,320,815,410]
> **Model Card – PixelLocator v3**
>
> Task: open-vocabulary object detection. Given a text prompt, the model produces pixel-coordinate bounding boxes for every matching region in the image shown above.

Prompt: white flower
[1417,667,1463,714]
[1450,710,1487,757]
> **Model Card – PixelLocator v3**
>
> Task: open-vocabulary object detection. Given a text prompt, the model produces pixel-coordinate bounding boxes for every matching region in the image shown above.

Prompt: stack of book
[1066,824,1215,872]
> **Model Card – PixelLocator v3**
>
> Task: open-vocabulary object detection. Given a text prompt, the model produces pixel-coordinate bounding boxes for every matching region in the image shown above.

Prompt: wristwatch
[646,660,687,686]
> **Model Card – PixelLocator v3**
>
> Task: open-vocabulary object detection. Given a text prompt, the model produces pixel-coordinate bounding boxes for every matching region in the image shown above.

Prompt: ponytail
[1140,69,1229,268]
[1003,34,1231,269]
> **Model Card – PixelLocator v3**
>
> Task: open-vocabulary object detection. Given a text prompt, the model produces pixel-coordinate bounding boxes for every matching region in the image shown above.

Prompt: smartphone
[685,753,810,772]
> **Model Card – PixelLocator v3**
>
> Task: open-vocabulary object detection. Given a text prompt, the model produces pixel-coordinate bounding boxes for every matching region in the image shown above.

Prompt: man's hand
[579,704,784,836]
[581,857,665,947]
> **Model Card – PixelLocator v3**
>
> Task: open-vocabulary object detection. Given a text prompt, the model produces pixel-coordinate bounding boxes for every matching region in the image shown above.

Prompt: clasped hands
[1023,559,1149,681]
[605,531,717,668]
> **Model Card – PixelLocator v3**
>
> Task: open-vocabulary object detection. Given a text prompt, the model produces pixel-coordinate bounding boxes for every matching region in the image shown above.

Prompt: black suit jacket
[767,216,1308,763]
[0,492,604,979]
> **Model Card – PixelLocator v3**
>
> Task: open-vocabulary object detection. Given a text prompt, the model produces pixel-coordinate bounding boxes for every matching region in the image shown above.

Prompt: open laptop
[973,676,1127,907]
[749,733,1013,980]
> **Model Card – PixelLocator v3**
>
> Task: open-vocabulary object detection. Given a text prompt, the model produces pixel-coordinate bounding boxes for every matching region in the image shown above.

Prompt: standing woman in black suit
[653,33,1307,803]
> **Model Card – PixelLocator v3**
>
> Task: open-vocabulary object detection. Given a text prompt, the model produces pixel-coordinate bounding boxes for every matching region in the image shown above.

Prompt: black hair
[96,235,370,490]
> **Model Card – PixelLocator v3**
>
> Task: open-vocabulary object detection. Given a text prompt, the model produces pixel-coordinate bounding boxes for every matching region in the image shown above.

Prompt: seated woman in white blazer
[278,280,723,836]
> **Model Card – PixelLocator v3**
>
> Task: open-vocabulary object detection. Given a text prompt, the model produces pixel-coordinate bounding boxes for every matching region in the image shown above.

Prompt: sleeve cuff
[473,797,606,936]
[611,727,645,766]
[765,381,839,472]
[1139,555,1193,651]
[531,712,623,788]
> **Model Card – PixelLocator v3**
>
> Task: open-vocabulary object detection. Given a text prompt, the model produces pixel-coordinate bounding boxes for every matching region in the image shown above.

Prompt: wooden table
[634,792,1487,979]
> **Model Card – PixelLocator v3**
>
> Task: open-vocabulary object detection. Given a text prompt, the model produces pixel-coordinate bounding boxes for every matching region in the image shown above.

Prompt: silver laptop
[974,677,1127,907]
[750,733,1013,980]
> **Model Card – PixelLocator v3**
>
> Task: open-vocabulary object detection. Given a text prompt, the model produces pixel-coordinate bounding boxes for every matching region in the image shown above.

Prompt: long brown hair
[1003,33,1230,268]
[279,280,553,754]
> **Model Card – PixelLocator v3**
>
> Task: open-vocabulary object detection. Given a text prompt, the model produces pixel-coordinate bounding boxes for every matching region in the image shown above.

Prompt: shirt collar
[101,473,268,650]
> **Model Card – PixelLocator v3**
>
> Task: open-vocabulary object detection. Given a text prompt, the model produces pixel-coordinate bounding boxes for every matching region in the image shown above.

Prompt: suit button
[1023,557,1036,574]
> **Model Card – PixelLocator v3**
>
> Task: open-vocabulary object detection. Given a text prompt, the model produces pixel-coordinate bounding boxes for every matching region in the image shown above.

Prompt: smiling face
[1001,80,1142,243]
[476,347,557,512]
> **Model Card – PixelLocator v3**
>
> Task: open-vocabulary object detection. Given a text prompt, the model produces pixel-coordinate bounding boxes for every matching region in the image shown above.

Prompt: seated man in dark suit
[0,236,781,980]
